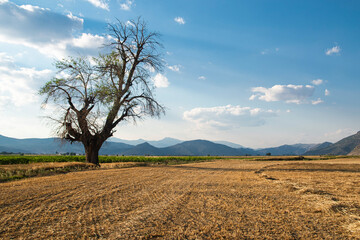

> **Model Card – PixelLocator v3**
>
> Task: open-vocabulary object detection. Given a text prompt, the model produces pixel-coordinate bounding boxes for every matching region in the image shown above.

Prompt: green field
[0,155,223,165]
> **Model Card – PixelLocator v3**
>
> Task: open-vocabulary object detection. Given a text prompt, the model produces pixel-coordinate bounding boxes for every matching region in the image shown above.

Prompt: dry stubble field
[1,158,360,239]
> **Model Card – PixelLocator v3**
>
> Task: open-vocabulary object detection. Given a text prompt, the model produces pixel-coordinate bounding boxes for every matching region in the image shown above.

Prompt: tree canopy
[39,18,165,165]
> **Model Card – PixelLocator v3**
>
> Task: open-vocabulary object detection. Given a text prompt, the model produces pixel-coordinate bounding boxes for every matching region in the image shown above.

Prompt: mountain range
[304,131,360,155]
[1,131,360,156]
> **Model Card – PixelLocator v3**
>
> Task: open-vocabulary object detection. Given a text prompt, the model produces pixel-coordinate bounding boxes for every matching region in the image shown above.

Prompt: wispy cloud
[325,45,340,55]
[86,0,109,11]
[167,65,181,72]
[0,52,51,108]
[152,73,169,88]
[325,89,330,96]
[260,48,279,55]
[119,0,134,11]
[198,76,206,80]
[249,84,315,104]
[174,17,185,25]
[312,98,323,105]
[183,105,276,130]
[311,79,323,85]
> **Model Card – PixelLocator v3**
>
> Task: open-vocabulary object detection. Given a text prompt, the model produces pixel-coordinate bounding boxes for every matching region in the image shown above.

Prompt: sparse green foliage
[39,18,165,165]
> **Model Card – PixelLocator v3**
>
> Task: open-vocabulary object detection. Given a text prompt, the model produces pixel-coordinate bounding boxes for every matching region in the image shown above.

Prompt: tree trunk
[84,144,101,166]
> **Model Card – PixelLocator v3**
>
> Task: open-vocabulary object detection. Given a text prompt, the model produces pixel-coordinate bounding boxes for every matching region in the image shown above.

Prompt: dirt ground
[0,158,359,239]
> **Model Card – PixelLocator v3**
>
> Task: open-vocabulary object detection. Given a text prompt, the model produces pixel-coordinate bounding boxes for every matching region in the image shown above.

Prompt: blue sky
[0,0,359,148]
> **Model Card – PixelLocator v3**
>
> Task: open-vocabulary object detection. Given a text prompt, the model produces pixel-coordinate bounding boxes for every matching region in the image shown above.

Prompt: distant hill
[305,142,333,154]
[0,134,83,154]
[161,140,256,156]
[0,134,132,155]
[214,141,243,148]
[257,144,317,156]
[99,142,133,155]
[121,142,163,156]
[348,144,360,156]
[3,132,359,156]
[109,137,183,148]
[305,131,360,155]
[109,137,146,146]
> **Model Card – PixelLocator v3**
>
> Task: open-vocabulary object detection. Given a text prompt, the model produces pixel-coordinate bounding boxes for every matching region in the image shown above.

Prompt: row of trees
[40,18,165,166]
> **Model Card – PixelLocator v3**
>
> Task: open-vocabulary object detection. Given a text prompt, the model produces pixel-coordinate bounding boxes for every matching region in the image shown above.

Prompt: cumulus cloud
[19,4,46,12]
[66,11,84,24]
[311,79,323,85]
[174,17,185,25]
[152,73,169,88]
[86,0,109,10]
[325,89,330,96]
[0,2,82,44]
[250,84,315,104]
[167,65,181,72]
[119,0,134,10]
[198,76,206,80]
[0,52,52,108]
[0,2,111,59]
[325,45,340,55]
[72,33,108,49]
[183,105,276,129]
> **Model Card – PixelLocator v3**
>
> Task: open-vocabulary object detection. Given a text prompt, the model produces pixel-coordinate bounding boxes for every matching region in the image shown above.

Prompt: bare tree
[39,18,165,165]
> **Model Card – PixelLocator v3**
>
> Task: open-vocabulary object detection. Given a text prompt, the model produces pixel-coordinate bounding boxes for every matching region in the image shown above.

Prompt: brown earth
[0,158,359,239]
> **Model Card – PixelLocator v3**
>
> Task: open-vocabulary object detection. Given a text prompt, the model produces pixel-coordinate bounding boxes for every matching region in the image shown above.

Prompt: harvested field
[0,158,359,239]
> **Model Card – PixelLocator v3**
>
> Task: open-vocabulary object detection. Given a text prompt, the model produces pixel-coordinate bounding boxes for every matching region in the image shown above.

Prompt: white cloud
[0,2,112,59]
[198,76,206,80]
[67,11,84,24]
[174,17,185,25]
[167,65,181,72]
[125,20,135,27]
[0,2,86,58]
[0,2,82,44]
[311,79,323,85]
[19,4,45,12]
[183,105,276,130]
[152,73,169,88]
[72,33,108,49]
[144,64,155,73]
[325,45,340,55]
[311,98,323,105]
[86,0,109,10]
[0,52,52,108]
[249,84,315,104]
[325,89,330,96]
[119,0,134,10]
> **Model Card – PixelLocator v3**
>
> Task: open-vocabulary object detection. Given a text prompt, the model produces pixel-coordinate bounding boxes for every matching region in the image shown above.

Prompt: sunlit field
[1,157,359,239]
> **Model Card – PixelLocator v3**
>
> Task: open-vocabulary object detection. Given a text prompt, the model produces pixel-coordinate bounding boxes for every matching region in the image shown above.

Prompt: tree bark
[84,143,101,166]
